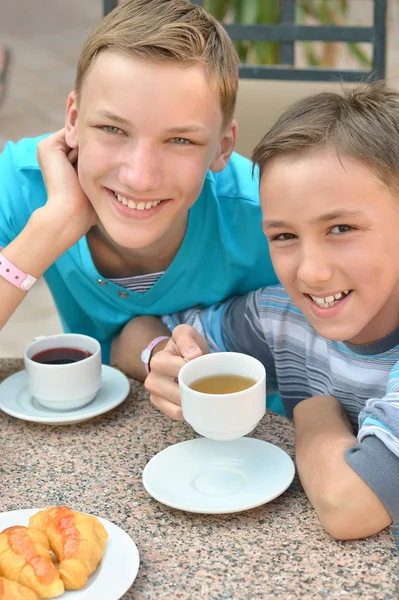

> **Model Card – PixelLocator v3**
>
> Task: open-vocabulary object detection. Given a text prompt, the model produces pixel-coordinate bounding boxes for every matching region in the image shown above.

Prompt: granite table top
[0,359,397,600]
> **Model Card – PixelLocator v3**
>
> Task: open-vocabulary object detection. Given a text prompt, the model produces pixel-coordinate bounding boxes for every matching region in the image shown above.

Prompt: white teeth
[115,193,161,210]
[310,290,350,309]
[311,297,330,307]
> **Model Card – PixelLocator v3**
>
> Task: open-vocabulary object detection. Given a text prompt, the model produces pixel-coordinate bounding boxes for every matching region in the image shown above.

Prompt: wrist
[31,206,83,253]
[1,211,69,280]
[0,252,37,291]
[149,337,169,361]
[141,336,170,375]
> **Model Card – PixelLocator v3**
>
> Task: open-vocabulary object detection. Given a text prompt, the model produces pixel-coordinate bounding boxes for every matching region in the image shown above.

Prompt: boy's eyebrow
[262,219,291,230]
[263,210,364,229]
[165,125,208,134]
[87,112,208,134]
[89,110,131,126]
[314,209,364,223]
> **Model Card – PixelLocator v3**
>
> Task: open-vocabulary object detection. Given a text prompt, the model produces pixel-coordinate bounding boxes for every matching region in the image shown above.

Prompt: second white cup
[24,333,102,411]
[178,352,266,441]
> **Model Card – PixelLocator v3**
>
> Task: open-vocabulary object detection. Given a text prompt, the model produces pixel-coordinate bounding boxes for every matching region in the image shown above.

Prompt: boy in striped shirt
[143,82,399,545]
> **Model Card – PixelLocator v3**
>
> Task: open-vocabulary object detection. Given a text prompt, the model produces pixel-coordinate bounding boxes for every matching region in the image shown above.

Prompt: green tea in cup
[189,374,256,394]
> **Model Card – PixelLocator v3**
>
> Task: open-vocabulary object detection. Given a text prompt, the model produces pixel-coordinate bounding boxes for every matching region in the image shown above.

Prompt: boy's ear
[65,91,79,149]
[209,119,238,173]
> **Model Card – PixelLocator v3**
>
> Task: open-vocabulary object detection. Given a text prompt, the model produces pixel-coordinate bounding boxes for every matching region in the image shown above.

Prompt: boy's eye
[330,224,354,234]
[270,233,297,242]
[170,137,191,145]
[102,126,122,135]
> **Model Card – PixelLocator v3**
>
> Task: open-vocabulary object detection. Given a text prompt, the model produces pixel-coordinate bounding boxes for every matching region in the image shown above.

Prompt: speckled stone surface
[0,359,397,600]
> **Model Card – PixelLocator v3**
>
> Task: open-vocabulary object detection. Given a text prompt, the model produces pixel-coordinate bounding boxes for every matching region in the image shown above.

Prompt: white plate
[0,508,139,600]
[0,365,130,424]
[142,437,295,514]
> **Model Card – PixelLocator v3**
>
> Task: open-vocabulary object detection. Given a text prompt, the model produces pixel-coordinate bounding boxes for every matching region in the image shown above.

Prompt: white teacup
[24,333,102,410]
[178,352,266,441]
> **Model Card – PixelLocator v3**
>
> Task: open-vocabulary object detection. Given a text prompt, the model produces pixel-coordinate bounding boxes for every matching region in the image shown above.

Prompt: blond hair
[252,81,399,189]
[76,0,238,127]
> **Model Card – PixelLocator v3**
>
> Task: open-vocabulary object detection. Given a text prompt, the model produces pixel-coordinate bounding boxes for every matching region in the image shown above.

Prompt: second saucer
[0,365,130,425]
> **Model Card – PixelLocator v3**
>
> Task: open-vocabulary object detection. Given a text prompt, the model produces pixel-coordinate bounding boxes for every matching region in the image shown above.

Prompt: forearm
[0,208,76,329]
[294,396,392,540]
[110,316,170,381]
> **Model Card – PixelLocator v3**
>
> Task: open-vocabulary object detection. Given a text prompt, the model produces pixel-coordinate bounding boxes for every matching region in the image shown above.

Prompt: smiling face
[65,51,236,253]
[261,149,399,344]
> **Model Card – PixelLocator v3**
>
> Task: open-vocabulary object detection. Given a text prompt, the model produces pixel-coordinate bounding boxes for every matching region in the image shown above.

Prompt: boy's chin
[311,321,367,344]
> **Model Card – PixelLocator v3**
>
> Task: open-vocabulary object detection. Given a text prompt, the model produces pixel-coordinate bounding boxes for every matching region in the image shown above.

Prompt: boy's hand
[145,324,209,420]
[36,129,97,250]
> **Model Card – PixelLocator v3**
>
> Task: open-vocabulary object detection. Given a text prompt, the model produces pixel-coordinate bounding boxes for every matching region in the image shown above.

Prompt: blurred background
[0,0,398,357]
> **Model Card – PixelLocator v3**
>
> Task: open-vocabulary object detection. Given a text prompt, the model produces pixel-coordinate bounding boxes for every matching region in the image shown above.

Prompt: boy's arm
[0,132,96,329]
[294,395,392,540]
[110,316,171,381]
[109,299,232,382]
[111,288,277,382]
[163,288,277,377]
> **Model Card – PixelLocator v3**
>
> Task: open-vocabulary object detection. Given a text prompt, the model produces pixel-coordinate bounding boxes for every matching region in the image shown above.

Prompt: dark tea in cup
[24,333,101,410]
[31,347,93,365]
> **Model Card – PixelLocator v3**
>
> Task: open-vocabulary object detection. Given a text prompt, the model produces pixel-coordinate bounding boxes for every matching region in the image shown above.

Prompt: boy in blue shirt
[0,0,277,391]
[143,83,399,546]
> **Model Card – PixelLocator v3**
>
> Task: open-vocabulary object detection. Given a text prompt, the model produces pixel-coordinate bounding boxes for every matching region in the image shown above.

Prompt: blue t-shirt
[0,136,279,366]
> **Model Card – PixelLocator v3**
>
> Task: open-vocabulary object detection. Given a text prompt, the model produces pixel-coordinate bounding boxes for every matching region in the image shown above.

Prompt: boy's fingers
[149,352,186,378]
[173,325,206,360]
[39,129,66,152]
[145,374,181,406]
[67,147,78,163]
[149,394,183,420]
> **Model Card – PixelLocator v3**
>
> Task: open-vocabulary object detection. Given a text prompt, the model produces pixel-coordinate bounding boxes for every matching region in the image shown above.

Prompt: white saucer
[0,365,130,425]
[142,437,295,514]
[0,508,140,599]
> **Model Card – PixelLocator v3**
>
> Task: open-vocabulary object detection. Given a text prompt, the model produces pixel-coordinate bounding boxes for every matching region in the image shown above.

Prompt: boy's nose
[296,245,334,288]
[118,142,162,192]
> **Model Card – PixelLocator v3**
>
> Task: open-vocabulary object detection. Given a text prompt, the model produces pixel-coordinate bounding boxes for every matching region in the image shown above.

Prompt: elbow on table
[316,498,391,542]
[318,512,365,541]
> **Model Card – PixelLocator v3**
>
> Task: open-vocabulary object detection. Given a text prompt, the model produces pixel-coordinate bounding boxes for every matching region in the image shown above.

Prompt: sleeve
[0,142,28,247]
[162,288,278,396]
[345,359,399,522]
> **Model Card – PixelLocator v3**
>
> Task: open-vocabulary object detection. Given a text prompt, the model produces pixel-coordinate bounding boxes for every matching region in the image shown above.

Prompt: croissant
[0,526,64,598]
[29,507,108,591]
[0,576,38,600]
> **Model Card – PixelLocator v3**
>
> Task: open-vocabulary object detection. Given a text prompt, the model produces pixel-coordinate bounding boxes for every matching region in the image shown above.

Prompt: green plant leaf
[347,42,372,67]
[302,41,322,66]
[203,0,233,22]
[241,0,258,23]
[259,0,280,24]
